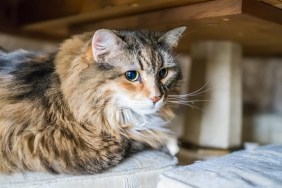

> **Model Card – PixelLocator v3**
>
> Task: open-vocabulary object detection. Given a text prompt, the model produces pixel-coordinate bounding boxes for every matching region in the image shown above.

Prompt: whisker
[167,99,210,103]
[167,101,203,111]
[168,88,212,98]
[168,81,211,98]
[188,81,210,95]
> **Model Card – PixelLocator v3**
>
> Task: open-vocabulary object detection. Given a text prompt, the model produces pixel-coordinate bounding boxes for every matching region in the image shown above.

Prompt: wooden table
[1,0,281,56]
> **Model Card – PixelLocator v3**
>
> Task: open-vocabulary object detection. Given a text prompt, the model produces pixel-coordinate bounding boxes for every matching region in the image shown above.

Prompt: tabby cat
[0,27,186,174]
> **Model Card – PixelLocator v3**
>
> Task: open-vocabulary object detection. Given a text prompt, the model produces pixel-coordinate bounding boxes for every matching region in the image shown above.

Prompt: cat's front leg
[163,137,179,156]
[129,137,179,156]
[125,127,179,156]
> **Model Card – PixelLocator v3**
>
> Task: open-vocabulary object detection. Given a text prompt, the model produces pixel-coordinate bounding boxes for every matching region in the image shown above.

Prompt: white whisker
[167,99,210,103]
[168,81,211,98]
[168,88,212,98]
[167,101,202,111]
[188,81,210,95]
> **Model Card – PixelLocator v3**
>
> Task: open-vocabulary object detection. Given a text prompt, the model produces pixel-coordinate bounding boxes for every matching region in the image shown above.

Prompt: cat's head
[92,27,186,115]
[56,27,186,122]
[94,27,186,114]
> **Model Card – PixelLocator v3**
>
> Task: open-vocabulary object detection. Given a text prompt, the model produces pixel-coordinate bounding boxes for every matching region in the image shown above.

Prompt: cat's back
[0,49,57,104]
[0,49,55,82]
[0,50,37,77]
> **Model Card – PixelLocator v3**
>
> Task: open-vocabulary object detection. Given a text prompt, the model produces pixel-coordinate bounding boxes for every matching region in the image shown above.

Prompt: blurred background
[0,0,281,164]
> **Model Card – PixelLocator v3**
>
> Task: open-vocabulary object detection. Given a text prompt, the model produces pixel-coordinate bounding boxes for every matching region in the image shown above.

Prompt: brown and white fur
[0,27,186,174]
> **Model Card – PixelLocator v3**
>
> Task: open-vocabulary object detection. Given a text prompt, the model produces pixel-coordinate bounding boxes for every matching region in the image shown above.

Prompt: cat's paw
[165,138,179,156]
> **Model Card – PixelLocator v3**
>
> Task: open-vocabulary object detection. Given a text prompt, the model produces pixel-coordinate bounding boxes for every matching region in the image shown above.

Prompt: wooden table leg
[182,41,242,149]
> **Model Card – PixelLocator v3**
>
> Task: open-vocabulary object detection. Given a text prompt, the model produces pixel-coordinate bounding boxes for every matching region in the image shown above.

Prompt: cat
[0,26,186,174]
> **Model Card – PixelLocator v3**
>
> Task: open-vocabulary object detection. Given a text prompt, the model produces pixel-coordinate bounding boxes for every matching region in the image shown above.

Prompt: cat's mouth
[115,96,164,115]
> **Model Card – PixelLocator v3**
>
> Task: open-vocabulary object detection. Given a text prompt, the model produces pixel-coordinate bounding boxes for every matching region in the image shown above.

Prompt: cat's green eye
[159,68,168,79]
[125,70,140,82]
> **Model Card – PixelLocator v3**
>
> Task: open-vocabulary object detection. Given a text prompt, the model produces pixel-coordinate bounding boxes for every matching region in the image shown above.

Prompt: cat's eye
[125,70,140,82]
[159,68,168,79]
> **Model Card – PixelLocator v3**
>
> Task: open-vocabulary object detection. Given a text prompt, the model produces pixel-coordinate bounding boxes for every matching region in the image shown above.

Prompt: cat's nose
[150,96,161,103]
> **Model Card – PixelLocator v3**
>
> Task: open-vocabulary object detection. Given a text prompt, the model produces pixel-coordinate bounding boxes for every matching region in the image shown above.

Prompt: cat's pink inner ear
[92,29,122,62]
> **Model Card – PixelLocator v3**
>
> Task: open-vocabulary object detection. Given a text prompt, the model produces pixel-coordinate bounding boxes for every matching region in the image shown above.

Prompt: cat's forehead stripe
[158,52,164,68]
[140,50,156,74]
[136,32,149,45]
[138,50,151,70]
[138,47,164,73]
[137,57,144,70]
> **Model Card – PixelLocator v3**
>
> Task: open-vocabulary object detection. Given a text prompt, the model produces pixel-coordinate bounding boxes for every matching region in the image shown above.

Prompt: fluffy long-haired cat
[0,26,186,174]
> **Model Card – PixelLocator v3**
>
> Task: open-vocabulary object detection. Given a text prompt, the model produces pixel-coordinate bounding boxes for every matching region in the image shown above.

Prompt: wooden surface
[23,0,209,32]
[69,0,282,56]
[0,0,209,34]
[0,0,282,56]
[178,147,231,165]
[260,0,282,8]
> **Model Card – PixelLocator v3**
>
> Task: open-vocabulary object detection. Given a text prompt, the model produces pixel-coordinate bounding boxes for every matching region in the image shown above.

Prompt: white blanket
[158,145,282,188]
[0,151,177,188]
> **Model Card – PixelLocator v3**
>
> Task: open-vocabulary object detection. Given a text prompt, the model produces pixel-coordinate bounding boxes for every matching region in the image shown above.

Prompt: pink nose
[150,96,161,103]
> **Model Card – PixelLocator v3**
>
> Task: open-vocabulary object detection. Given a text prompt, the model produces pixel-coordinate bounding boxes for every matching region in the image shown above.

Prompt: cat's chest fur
[122,109,168,131]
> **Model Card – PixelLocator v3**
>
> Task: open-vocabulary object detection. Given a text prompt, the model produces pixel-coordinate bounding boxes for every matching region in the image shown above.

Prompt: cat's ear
[92,29,124,62]
[158,26,186,48]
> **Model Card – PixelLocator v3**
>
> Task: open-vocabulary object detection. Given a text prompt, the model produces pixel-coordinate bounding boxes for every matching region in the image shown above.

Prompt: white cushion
[0,150,177,188]
[158,145,282,188]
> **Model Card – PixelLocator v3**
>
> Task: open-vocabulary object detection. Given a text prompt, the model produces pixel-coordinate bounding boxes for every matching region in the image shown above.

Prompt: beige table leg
[182,41,242,149]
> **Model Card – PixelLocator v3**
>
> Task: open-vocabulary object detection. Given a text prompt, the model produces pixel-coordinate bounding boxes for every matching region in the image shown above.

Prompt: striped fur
[0,27,186,174]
